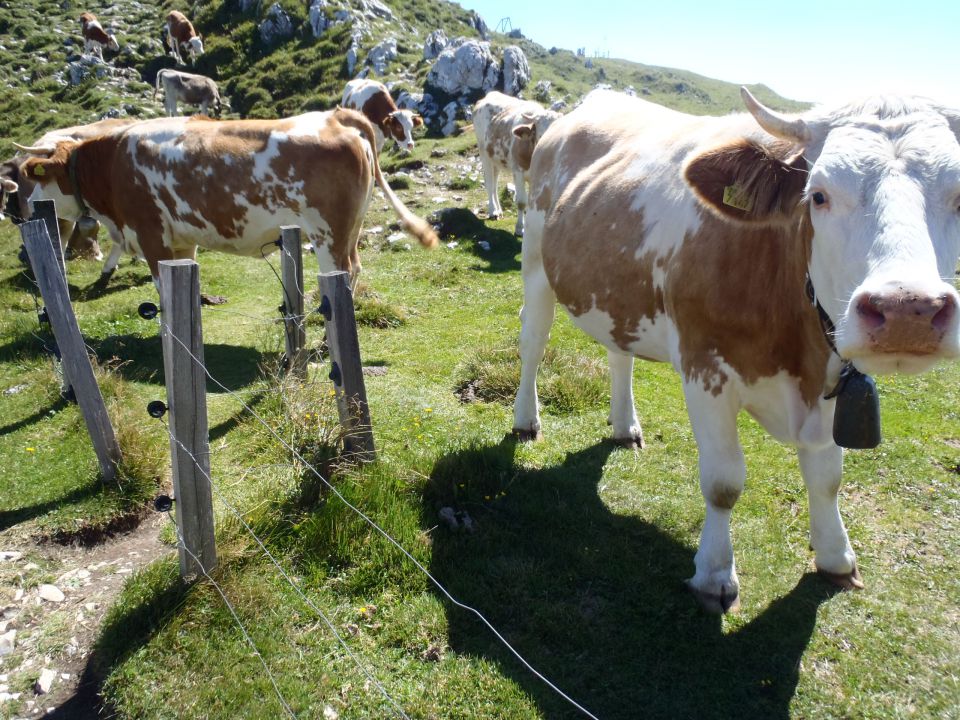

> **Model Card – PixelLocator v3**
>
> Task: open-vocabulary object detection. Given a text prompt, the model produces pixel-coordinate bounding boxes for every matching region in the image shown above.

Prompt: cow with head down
[79,12,119,61]
[513,88,960,612]
[341,79,423,154]
[473,91,560,236]
[165,10,203,66]
[16,109,437,295]
[3,118,137,262]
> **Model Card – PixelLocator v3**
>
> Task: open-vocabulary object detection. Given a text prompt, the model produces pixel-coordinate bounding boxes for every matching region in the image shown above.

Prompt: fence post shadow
[424,436,841,720]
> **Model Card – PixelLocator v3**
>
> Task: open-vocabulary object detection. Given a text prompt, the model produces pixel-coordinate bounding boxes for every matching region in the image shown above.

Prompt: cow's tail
[153,69,167,99]
[336,107,438,249]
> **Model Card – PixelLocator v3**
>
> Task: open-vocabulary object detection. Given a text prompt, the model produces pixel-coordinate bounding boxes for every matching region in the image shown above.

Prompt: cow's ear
[413,114,424,127]
[20,157,58,184]
[684,140,807,223]
[0,177,17,193]
[513,123,534,139]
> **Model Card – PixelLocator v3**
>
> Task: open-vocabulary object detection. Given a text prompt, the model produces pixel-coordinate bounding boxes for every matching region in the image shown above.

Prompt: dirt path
[0,514,171,718]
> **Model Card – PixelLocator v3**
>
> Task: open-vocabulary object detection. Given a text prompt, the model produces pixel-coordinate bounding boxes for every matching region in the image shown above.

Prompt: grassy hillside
[0,0,805,154]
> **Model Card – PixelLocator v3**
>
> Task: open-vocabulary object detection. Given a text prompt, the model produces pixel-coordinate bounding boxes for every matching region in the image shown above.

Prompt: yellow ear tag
[33,164,45,177]
[722,184,751,212]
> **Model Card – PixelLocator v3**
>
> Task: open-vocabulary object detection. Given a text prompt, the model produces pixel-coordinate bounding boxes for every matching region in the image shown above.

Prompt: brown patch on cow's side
[357,91,398,132]
[684,139,808,223]
[670,210,829,405]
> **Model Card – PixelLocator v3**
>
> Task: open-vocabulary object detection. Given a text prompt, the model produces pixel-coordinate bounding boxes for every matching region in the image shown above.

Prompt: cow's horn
[12,142,57,156]
[740,87,810,143]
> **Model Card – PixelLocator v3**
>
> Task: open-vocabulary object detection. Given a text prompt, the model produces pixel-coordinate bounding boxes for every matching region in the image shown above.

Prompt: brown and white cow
[341,79,422,154]
[3,118,137,261]
[79,12,119,61]
[17,109,437,289]
[513,88,960,612]
[473,91,560,236]
[165,10,203,66]
[154,69,222,118]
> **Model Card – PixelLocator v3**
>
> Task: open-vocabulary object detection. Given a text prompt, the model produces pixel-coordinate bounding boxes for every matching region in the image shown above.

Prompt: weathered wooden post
[159,259,218,578]
[20,220,121,482]
[279,225,307,377]
[318,271,376,462]
[30,199,66,279]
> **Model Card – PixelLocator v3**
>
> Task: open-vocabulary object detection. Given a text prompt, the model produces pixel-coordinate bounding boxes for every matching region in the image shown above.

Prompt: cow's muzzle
[853,283,957,355]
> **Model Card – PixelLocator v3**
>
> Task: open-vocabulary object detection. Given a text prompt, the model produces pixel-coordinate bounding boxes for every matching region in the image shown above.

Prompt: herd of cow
[5,9,960,613]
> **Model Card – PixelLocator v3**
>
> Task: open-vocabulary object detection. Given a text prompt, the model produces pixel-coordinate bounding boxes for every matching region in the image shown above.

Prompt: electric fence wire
[161,505,299,720]
[156,319,601,720]
[157,417,412,720]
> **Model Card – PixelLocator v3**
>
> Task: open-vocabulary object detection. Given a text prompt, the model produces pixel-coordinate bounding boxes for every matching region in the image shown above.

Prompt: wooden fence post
[318,271,376,462]
[159,260,218,578]
[279,225,307,377]
[20,220,121,482]
[30,199,66,280]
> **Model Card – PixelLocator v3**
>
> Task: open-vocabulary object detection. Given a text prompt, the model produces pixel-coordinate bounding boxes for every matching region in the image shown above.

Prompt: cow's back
[529,91,828,401]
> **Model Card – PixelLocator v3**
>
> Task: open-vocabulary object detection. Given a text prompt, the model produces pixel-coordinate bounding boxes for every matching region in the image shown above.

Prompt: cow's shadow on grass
[431,207,521,273]
[426,436,841,720]
[91,333,266,392]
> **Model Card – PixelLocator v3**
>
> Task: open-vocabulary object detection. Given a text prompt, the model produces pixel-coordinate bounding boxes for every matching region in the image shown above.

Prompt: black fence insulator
[153,495,174,512]
[329,360,342,386]
[138,302,159,320]
[318,295,331,321]
[278,303,286,316]
[37,308,49,325]
[147,400,168,418]
[60,386,76,403]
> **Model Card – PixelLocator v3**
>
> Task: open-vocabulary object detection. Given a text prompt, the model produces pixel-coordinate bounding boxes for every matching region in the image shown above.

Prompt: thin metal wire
[159,419,411,720]
[163,509,298,720]
[158,322,601,720]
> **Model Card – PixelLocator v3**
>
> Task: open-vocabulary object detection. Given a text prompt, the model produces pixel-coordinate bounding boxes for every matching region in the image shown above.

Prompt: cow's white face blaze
[746,93,960,375]
[188,36,204,60]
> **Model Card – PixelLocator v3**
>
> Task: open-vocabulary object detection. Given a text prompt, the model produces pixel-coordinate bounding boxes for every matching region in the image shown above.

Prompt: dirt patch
[0,515,171,717]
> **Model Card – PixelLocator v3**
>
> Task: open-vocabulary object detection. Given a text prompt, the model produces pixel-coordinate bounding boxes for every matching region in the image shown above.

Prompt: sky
[460,0,960,108]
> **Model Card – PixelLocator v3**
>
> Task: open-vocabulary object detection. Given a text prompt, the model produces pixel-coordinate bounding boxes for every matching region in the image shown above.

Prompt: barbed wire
[157,416,411,720]
[157,321,601,720]
[161,505,299,719]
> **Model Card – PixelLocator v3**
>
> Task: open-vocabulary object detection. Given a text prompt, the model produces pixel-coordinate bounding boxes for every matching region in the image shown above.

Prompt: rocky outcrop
[502,45,529,96]
[426,38,499,95]
[308,0,330,37]
[366,37,397,76]
[467,11,488,40]
[259,3,294,47]
[423,29,447,60]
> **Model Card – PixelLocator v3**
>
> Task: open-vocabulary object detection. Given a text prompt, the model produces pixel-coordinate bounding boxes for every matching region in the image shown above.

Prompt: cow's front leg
[607,350,643,448]
[684,382,744,613]
[512,170,527,236]
[798,444,862,589]
[481,156,502,219]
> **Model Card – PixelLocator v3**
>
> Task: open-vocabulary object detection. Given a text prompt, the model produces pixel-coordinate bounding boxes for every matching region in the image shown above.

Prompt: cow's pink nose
[855,286,956,353]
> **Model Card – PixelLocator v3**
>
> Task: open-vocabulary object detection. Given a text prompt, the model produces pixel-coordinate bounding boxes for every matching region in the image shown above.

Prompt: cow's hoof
[612,431,645,449]
[200,293,228,306]
[512,427,543,443]
[817,564,864,590]
[686,580,741,614]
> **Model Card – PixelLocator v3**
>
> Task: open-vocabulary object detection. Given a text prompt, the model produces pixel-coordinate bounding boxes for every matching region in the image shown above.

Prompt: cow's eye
[811,191,828,207]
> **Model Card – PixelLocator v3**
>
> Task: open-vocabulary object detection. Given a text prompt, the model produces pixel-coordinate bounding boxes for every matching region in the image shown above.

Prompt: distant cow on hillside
[165,10,203,65]
[473,91,560,236]
[341,79,423,153]
[16,109,438,295]
[79,12,119,61]
[154,69,222,117]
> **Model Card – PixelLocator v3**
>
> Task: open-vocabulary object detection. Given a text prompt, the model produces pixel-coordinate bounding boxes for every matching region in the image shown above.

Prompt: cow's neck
[72,138,117,223]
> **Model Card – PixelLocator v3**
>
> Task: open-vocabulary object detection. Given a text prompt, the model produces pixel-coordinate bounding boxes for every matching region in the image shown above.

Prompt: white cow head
[188,35,204,62]
[743,89,960,375]
[385,110,423,152]
[15,141,86,222]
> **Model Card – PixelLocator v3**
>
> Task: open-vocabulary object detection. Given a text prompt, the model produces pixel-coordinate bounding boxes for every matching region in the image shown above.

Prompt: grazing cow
[513,88,960,612]
[4,118,136,261]
[473,91,560,236]
[165,10,203,65]
[17,109,438,292]
[154,69,222,117]
[341,79,423,153]
[79,12,119,61]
